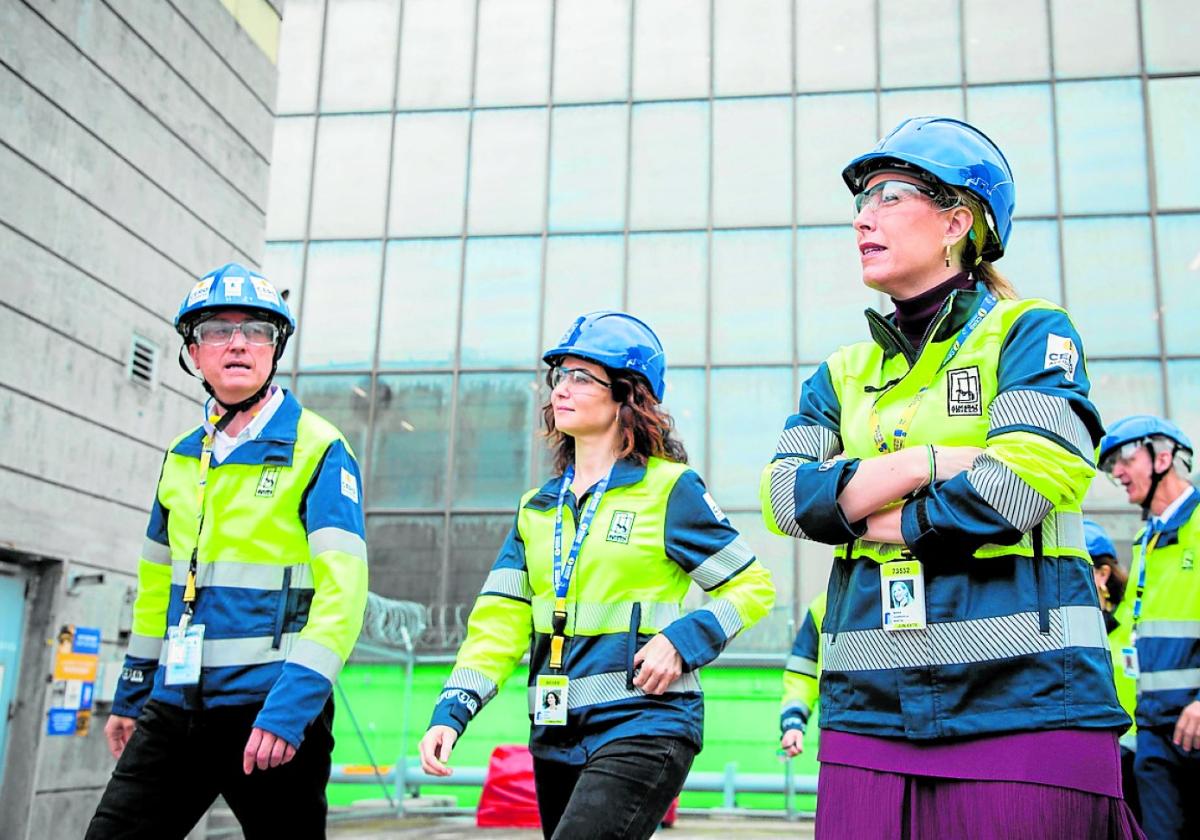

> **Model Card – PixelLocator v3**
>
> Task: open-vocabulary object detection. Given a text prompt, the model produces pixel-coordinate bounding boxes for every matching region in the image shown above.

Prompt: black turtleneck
[891,272,975,350]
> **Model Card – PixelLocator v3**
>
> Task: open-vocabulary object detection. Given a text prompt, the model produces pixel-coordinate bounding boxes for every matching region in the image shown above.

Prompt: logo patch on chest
[255,466,281,497]
[606,511,636,543]
[946,366,982,416]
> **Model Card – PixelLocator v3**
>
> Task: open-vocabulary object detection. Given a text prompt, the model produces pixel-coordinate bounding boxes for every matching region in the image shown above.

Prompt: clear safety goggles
[194,319,279,347]
[549,366,612,391]
[853,179,960,218]
[1099,440,1145,477]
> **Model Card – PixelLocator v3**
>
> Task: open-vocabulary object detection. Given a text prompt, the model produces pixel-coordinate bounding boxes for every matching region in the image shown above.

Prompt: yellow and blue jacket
[1105,599,1138,750]
[111,391,368,747]
[781,592,825,735]
[429,457,775,764]
[761,282,1128,740]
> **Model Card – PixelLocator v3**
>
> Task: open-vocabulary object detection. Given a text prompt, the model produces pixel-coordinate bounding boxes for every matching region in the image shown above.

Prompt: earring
[944,243,952,268]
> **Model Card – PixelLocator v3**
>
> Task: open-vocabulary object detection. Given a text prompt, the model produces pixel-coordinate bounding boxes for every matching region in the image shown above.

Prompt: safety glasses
[549,366,612,390]
[1099,440,1145,477]
[194,319,279,346]
[853,180,956,218]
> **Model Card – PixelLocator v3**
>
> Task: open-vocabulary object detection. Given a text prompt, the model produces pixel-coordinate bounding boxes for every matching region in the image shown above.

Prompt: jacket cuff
[794,459,866,544]
[111,657,158,719]
[661,612,729,672]
[429,690,477,736]
[254,662,333,748]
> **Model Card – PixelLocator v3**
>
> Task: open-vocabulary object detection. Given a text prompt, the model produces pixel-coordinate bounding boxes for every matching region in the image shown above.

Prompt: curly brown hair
[540,367,688,474]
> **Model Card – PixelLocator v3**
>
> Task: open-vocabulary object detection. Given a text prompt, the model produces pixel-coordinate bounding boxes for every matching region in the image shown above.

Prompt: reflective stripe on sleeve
[445,667,498,703]
[127,632,165,660]
[689,538,754,591]
[701,598,744,639]
[774,424,840,462]
[786,655,818,677]
[288,638,344,681]
[988,390,1094,462]
[141,538,172,566]
[480,568,533,602]
[967,454,1054,532]
[308,527,367,562]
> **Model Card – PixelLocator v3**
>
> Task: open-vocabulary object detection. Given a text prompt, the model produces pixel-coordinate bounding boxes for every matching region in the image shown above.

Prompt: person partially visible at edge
[1098,416,1200,840]
[780,591,826,759]
[418,311,775,840]
[1084,517,1141,826]
[759,117,1141,838]
[86,263,369,840]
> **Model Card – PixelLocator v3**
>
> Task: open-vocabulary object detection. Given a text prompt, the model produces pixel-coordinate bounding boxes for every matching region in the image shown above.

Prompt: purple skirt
[814,764,1145,840]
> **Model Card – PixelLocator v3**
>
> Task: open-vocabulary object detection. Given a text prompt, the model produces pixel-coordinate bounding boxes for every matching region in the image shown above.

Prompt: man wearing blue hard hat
[87,264,368,839]
[1099,415,1200,839]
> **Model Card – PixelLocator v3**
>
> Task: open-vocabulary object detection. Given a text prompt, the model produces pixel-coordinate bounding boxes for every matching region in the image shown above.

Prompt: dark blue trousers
[1135,726,1200,840]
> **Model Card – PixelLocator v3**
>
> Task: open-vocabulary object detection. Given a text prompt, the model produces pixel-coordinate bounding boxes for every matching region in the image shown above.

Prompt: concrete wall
[0,1,278,836]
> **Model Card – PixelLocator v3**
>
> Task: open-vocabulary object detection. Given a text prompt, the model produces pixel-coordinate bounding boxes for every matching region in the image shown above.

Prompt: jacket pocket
[626,602,642,690]
[272,567,292,650]
[1032,524,1051,634]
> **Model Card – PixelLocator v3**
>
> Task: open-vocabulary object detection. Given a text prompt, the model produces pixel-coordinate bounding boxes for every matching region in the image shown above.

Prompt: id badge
[534,674,569,726]
[1121,645,1140,679]
[164,623,204,685]
[880,560,927,631]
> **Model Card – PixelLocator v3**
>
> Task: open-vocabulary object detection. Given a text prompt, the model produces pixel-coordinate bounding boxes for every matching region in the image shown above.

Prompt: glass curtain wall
[267,0,1200,654]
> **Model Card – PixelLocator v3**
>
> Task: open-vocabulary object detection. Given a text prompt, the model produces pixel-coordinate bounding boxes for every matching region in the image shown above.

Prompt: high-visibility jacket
[760,282,1129,740]
[1129,490,1200,729]
[429,457,775,764]
[111,391,369,747]
[781,592,826,734]
[1106,599,1138,750]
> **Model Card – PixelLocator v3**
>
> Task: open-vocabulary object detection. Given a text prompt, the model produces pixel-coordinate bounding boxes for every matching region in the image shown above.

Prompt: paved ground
[325,814,814,839]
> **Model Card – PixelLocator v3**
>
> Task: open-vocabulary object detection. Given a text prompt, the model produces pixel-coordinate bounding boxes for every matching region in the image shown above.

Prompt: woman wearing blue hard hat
[419,312,775,839]
[761,117,1140,837]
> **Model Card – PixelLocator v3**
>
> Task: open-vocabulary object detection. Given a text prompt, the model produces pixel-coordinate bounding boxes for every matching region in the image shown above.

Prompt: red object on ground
[476,744,541,829]
[662,796,679,827]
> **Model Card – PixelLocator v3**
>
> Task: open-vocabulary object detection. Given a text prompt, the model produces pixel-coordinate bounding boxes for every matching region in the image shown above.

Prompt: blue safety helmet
[543,311,667,401]
[1098,415,1193,471]
[174,262,295,349]
[842,116,1016,262]
[1083,519,1118,562]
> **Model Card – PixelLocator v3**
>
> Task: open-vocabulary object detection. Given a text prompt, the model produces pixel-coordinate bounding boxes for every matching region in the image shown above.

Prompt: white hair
[1149,435,1193,477]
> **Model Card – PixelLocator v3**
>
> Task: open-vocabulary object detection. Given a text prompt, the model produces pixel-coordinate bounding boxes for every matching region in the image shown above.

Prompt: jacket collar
[1137,485,1200,548]
[864,280,991,363]
[526,457,650,510]
[171,389,301,467]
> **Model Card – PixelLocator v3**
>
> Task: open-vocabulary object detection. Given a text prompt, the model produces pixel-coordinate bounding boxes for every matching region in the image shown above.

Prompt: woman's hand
[932,445,984,482]
[419,725,459,777]
[780,729,804,758]
[633,634,684,695]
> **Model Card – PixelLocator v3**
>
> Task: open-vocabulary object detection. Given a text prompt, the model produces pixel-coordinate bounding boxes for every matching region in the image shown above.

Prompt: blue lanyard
[552,464,611,599]
[1130,525,1161,638]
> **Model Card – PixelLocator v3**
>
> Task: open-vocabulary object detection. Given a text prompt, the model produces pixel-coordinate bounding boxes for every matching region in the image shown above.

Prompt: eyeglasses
[194,319,279,346]
[549,366,612,390]
[853,180,956,217]
[1100,440,1145,476]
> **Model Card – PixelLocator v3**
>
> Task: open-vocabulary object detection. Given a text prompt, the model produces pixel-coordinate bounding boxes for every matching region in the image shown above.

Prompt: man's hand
[243,727,297,774]
[1173,700,1200,752]
[780,729,804,758]
[633,633,684,695]
[419,725,459,777]
[104,714,137,759]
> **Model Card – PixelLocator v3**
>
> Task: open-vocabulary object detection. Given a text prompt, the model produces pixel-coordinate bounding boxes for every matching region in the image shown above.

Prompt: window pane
[1055,80,1148,215]
[1142,0,1200,74]
[796,93,877,225]
[629,102,710,230]
[262,243,305,373]
[319,0,400,112]
[722,512,795,655]
[542,236,624,348]
[1149,78,1200,211]
[548,105,628,233]
[370,373,453,507]
[711,230,792,364]
[396,0,474,108]
[265,117,315,240]
[367,514,444,607]
[627,232,708,366]
[712,97,792,227]
[447,515,514,607]
[309,115,391,238]
[633,0,710,100]
[474,0,551,106]
[879,88,963,134]
[388,113,468,237]
[710,368,795,506]
[879,0,961,88]
[714,0,791,96]
[797,0,875,92]
[796,226,880,362]
[293,374,371,462]
[1051,0,1138,78]
[299,241,382,370]
[467,109,548,235]
[1167,362,1200,479]
[453,373,536,508]
[275,0,323,114]
[1062,218,1157,356]
[554,0,630,103]
[379,239,461,368]
[1156,214,1200,355]
[999,219,1062,305]
[662,368,707,475]
[963,0,1049,83]
[1085,360,1164,509]
[460,237,542,367]
[967,85,1056,217]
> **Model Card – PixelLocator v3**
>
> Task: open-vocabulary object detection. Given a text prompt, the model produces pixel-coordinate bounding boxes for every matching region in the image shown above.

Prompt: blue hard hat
[1098,415,1194,468]
[1082,519,1118,562]
[543,311,667,401]
[842,116,1016,262]
[174,263,295,342]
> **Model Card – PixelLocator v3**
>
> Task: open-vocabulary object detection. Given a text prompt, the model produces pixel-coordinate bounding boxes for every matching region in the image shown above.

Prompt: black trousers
[85,698,334,840]
[532,736,696,840]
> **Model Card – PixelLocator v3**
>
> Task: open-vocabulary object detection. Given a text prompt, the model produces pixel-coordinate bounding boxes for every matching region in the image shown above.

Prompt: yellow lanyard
[181,435,214,620]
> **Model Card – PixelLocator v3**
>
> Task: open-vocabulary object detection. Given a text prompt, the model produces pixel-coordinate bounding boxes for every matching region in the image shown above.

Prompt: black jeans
[85,698,334,840]
[533,736,696,840]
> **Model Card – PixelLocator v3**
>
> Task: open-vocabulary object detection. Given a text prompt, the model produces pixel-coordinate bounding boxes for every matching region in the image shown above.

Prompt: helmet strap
[1140,440,1178,520]
[176,342,281,434]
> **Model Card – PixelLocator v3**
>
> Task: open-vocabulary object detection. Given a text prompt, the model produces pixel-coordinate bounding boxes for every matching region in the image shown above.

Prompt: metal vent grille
[127,334,159,389]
